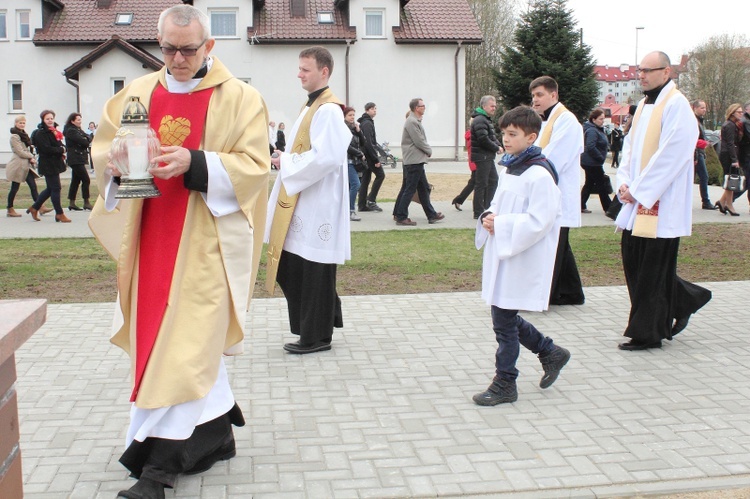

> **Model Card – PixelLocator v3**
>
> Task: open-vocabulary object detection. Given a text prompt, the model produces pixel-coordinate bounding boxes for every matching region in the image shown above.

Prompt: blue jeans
[348,162,361,211]
[32,173,63,215]
[695,151,711,205]
[393,163,437,220]
[491,307,554,381]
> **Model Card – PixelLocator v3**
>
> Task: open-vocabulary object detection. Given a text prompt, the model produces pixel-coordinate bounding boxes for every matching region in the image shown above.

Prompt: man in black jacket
[357,102,385,212]
[470,96,502,218]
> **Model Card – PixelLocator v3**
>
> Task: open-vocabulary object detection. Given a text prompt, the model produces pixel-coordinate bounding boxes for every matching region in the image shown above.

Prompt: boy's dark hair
[498,106,542,136]
[529,76,558,94]
[299,46,334,75]
[364,102,376,111]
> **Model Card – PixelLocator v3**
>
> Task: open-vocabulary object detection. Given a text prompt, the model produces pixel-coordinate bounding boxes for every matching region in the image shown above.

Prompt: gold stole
[629,87,680,238]
[538,103,567,149]
[265,88,343,293]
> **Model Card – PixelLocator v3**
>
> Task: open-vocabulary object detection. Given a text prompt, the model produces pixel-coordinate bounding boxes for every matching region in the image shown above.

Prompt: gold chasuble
[265,88,343,294]
[538,104,568,149]
[88,57,270,409]
[629,87,680,238]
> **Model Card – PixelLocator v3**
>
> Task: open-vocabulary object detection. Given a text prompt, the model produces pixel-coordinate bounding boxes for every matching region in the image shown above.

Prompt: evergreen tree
[494,0,597,121]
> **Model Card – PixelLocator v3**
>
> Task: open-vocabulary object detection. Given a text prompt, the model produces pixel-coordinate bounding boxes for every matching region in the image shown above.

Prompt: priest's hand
[482,213,495,235]
[618,184,635,204]
[106,152,121,177]
[271,150,281,169]
[150,146,191,179]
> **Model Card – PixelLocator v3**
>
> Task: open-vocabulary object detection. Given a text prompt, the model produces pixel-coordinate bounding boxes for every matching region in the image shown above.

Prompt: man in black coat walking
[470,96,502,219]
[357,102,385,212]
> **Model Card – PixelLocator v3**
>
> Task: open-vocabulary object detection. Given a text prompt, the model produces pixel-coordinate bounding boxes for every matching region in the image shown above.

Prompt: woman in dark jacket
[580,108,612,213]
[27,109,70,222]
[344,107,366,221]
[716,103,744,216]
[275,122,286,152]
[64,113,93,211]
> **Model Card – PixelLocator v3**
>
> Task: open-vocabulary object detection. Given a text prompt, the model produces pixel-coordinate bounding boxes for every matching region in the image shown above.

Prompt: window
[0,11,6,39]
[115,13,133,25]
[17,10,30,39]
[112,79,124,95]
[317,11,334,24]
[210,9,237,38]
[364,9,384,38]
[9,82,22,111]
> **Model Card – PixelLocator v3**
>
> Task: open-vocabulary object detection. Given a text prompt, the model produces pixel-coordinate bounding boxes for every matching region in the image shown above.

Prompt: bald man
[614,51,711,351]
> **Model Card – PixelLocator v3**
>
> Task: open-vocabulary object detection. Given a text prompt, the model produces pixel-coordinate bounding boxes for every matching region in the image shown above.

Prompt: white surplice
[264,102,352,264]
[615,80,697,238]
[476,165,562,312]
[535,103,584,228]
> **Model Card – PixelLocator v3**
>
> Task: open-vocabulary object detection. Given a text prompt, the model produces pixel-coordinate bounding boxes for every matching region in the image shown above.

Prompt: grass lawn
[1,224,748,304]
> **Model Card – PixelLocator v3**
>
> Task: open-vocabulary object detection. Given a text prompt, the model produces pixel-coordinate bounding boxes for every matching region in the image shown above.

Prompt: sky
[563,0,750,67]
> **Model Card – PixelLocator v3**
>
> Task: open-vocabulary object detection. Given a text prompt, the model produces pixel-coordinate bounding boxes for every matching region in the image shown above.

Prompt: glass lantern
[111,96,161,198]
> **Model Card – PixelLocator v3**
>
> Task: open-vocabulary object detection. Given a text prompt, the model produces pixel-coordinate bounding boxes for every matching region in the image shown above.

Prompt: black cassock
[621,230,711,343]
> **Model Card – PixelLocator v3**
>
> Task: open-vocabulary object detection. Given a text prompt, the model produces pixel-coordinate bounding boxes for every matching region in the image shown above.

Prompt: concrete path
[2,163,747,238]
[15,282,750,498]
[8,162,750,498]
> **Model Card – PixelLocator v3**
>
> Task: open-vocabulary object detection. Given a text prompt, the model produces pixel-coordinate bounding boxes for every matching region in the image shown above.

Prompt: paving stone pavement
[14,281,750,498]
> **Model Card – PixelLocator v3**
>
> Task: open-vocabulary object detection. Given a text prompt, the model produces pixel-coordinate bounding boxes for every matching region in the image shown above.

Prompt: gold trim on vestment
[629,87,680,238]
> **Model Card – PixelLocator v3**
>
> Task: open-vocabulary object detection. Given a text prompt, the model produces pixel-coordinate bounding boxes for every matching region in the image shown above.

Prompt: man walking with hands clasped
[615,51,711,351]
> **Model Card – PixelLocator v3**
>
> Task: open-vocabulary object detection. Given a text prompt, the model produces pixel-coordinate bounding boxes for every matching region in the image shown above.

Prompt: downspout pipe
[345,40,352,104]
[454,41,463,161]
[64,75,81,113]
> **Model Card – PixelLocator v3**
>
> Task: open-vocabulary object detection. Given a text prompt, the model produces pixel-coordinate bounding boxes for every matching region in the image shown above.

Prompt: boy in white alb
[473,106,571,406]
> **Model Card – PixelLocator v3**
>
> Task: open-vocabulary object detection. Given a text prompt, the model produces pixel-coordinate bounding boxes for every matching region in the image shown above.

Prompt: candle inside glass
[127,140,149,179]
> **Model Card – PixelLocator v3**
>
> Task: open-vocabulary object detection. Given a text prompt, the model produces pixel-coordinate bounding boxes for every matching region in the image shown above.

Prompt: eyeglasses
[637,67,667,74]
[160,39,207,57]
[416,104,426,108]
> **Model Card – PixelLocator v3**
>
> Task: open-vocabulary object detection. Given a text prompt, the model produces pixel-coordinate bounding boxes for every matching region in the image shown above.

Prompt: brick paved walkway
[15,281,750,498]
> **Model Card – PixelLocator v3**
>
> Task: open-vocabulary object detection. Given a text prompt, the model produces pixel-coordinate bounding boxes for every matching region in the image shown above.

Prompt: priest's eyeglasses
[637,67,667,74]
[160,40,207,57]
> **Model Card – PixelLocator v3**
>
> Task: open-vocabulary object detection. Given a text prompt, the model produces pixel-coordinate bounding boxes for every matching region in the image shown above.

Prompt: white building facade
[1,0,481,163]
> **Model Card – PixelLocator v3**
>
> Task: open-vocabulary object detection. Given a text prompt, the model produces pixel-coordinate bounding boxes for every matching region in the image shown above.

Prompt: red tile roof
[252,0,356,44]
[34,0,181,45]
[252,0,481,44]
[63,35,163,78]
[594,65,637,82]
[393,0,482,44]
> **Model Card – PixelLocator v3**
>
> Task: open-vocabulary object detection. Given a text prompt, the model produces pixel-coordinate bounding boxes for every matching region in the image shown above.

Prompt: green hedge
[705,146,723,186]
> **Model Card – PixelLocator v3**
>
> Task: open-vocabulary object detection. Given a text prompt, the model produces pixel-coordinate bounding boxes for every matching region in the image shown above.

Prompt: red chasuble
[131,84,214,402]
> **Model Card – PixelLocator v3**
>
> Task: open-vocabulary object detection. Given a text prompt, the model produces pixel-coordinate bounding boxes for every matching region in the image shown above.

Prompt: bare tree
[465,0,518,125]
[681,34,750,129]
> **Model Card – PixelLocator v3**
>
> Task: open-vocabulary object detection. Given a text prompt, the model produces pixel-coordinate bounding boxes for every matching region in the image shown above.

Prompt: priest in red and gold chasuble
[89,56,270,410]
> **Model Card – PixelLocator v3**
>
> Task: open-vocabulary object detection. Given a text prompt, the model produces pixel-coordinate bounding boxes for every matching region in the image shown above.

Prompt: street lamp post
[635,26,645,66]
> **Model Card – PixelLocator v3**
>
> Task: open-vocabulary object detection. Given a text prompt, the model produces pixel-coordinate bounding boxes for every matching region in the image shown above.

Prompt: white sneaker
[350,211,361,221]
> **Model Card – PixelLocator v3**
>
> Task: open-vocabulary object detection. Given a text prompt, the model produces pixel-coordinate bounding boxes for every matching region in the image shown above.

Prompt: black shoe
[184,439,236,475]
[702,203,717,210]
[68,203,83,211]
[366,201,383,212]
[358,206,371,212]
[283,340,331,354]
[117,477,165,499]
[672,316,689,336]
[473,376,518,406]
[617,340,662,351]
[538,346,570,389]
